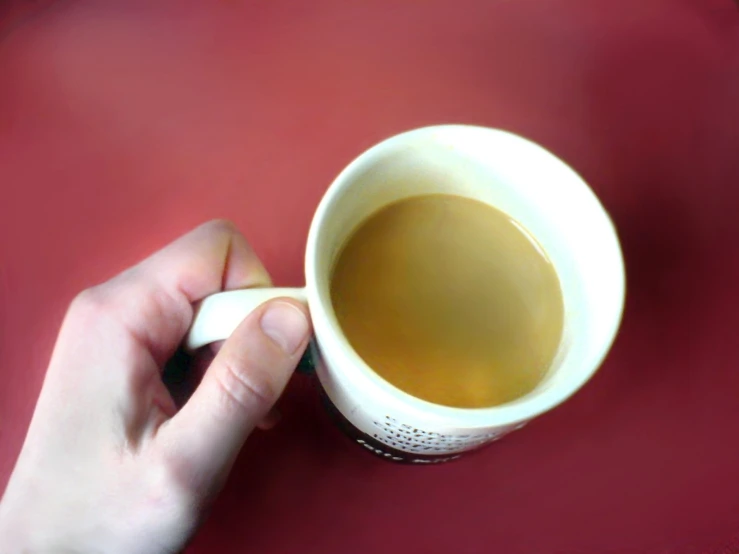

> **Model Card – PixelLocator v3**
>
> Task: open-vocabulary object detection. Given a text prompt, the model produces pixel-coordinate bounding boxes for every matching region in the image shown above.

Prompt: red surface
[2,1,739,552]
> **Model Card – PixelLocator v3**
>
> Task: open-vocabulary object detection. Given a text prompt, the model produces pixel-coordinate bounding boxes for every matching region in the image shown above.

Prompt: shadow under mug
[185,125,626,464]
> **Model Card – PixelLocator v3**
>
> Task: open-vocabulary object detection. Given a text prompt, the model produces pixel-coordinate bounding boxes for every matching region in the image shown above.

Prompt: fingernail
[260,301,309,355]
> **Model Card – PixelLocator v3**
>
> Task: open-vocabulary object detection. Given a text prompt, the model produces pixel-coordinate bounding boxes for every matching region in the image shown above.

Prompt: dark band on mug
[318,390,470,464]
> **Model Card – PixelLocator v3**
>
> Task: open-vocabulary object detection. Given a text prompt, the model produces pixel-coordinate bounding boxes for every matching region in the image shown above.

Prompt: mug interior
[305,125,625,428]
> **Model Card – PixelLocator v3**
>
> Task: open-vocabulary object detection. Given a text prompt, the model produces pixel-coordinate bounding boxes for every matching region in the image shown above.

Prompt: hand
[0,220,312,553]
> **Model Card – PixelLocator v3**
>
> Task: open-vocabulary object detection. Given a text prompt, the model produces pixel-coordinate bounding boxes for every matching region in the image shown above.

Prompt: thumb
[157,298,311,493]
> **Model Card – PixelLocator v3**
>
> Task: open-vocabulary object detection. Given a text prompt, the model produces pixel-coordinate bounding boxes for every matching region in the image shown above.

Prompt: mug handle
[184,287,315,374]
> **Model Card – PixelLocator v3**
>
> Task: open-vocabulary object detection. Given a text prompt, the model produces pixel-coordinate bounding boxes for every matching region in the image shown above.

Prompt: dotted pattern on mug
[354,439,461,463]
[370,416,519,454]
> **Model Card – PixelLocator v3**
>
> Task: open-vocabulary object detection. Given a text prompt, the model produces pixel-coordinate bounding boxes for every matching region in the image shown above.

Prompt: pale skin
[0,220,312,553]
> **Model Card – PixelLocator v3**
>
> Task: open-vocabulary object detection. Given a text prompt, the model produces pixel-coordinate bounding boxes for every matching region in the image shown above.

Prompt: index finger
[85,219,271,365]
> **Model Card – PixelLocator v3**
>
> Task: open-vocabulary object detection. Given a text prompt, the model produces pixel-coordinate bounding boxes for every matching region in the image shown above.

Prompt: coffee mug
[185,125,625,464]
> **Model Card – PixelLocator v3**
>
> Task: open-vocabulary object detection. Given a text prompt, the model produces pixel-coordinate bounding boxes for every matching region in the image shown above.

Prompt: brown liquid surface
[331,194,564,408]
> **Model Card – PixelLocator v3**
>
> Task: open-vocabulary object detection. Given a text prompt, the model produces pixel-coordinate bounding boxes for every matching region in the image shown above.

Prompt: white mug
[186,125,625,464]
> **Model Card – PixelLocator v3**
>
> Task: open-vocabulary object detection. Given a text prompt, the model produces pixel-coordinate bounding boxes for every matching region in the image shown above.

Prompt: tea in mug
[331,194,564,408]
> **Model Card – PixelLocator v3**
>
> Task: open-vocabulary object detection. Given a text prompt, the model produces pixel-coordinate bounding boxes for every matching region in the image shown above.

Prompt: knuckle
[204,218,236,234]
[214,356,276,415]
[68,285,110,319]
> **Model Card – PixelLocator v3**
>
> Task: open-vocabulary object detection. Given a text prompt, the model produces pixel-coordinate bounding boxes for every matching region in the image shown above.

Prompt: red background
[1,1,739,552]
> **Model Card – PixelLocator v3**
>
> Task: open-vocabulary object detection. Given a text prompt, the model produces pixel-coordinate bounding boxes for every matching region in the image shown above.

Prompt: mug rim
[304,124,626,429]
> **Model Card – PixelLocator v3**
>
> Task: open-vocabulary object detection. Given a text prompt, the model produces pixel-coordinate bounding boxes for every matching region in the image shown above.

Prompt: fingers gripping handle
[185,288,308,351]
